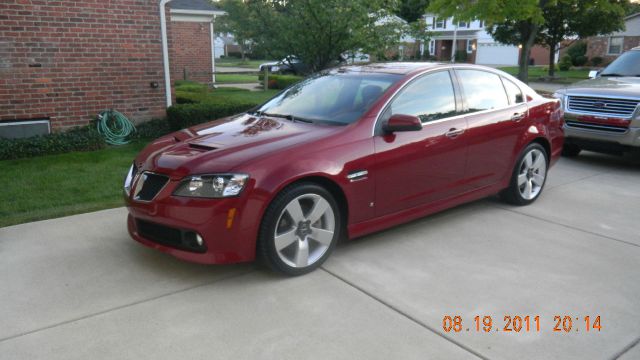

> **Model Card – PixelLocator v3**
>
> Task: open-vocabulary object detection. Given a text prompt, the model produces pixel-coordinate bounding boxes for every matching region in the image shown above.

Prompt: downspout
[210,15,216,86]
[160,0,173,107]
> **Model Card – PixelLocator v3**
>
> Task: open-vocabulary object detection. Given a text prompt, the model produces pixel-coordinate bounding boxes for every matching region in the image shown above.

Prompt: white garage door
[475,43,519,66]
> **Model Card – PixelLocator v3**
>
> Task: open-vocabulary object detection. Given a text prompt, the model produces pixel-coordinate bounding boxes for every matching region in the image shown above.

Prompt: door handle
[445,128,465,138]
[511,112,526,121]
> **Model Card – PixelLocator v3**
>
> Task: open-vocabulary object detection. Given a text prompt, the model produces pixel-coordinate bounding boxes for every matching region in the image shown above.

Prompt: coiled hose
[97,109,136,145]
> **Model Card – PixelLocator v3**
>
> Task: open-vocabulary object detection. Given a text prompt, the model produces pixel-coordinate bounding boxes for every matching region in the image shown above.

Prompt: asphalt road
[1,152,639,359]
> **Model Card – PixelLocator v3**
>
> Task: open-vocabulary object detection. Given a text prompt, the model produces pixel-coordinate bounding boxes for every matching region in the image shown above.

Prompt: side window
[502,78,524,104]
[457,70,509,113]
[388,71,457,123]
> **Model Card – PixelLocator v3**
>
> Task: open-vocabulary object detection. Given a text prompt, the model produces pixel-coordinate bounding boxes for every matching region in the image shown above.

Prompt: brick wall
[0,0,169,131]
[586,36,640,64]
[168,21,212,84]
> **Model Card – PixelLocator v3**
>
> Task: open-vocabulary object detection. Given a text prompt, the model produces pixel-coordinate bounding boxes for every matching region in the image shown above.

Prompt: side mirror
[588,70,599,79]
[383,114,423,133]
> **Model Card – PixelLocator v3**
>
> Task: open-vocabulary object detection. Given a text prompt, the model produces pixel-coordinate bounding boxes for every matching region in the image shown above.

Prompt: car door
[455,70,529,190]
[373,70,468,217]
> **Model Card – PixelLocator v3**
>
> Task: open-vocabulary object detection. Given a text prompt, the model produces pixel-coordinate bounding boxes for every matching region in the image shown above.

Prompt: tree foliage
[395,0,431,23]
[220,0,406,73]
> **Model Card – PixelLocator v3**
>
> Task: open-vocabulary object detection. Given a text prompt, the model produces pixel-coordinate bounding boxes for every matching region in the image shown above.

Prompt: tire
[500,143,549,206]
[562,143,581,157]
[257,183,341,276]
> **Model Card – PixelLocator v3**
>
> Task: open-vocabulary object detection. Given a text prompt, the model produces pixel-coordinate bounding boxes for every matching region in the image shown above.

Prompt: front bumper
[125,180,260,265]
[563,112,640,148]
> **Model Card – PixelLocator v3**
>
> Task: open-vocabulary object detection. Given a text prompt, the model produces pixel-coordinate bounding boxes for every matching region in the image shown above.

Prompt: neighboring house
[168,0,224,84]
[586,13,640,63]
[215,34,242,58]
[423,14,555,66]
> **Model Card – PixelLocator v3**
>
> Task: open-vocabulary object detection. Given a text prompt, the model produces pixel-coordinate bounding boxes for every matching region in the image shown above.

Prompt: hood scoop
[188,142,218,151]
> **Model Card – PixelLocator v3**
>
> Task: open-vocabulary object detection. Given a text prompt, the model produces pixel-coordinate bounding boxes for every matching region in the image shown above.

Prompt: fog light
[196,234,203,246]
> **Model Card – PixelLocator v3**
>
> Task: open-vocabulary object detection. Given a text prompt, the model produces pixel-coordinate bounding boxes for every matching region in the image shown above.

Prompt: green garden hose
[97,109,136,145]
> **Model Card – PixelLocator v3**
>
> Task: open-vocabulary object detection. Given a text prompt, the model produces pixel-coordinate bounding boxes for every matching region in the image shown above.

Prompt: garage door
[475,42,519,66]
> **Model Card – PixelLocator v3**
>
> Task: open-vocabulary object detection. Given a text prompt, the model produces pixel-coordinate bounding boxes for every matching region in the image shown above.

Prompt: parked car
[124,63,564,275]
[554,47,640,156]
[259,56,308,75]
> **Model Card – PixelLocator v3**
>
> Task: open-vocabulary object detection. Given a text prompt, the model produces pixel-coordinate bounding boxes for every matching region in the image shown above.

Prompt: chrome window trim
[372,65,529,136]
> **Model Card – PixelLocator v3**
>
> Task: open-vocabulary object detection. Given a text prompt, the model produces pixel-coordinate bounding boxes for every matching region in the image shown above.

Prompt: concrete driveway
[1,152,639,359]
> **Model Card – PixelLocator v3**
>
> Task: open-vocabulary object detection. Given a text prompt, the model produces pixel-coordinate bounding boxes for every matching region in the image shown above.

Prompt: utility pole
[451,19,458,63]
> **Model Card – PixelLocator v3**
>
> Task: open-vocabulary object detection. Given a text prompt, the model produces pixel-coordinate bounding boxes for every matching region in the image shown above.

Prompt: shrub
[573,55,588,67]
[0,126,105,161]
[558,55,573,71]
[567,41,587,66]
[167,101,258,131]
[454,50,468,63]
[133,118,171,139]
[258,74,304,89]
[590,56,604,66]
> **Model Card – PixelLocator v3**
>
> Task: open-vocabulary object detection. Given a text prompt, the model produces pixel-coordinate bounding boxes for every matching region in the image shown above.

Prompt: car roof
[334,62,445,75]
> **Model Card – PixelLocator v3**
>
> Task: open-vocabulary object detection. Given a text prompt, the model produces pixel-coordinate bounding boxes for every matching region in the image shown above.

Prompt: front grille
[133,173,169,201]
[567,96,639,118]
[136,219,206,253]
[565,120,628,134]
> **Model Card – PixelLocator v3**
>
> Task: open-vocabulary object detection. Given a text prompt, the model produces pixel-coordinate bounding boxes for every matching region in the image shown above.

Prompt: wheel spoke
[285,199,305,223]
[532,174,545,187]
[524,179,533,199]
[517,173,527,186]
[294,240,309,267]
[307,197,329,223]
[524,152,533,168]
[274,229,298,251]
[532,152,545,170]
[310,227,334,246]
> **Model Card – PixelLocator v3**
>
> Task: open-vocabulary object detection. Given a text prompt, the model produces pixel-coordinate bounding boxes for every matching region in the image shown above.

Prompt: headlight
[552,92,566,110]
[124,163,136,196]
[173,174,249,198]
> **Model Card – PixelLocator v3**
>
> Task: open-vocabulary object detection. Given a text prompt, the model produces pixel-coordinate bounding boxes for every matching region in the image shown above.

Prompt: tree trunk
[548,42,556,77]
[517,22,540,83]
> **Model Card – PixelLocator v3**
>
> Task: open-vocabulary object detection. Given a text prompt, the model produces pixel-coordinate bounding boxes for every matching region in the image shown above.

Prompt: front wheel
[500,143,548,206]
[258,183,341,276]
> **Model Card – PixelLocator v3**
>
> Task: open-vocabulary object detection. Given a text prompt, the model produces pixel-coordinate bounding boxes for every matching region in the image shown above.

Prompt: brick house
[0,0,222,137]
[168,0,224,84]
[586,13,640,64]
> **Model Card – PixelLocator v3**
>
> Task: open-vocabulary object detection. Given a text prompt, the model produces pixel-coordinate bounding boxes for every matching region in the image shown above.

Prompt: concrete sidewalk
[1,152,639,359]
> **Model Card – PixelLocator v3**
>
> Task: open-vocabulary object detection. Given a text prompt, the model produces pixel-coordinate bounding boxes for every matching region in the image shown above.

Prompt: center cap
[296,220,312,238]
[527,168,534,180]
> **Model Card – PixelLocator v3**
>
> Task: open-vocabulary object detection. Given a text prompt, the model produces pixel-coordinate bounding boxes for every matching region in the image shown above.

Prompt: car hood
[560,77,640,98]
[137,114,341,177]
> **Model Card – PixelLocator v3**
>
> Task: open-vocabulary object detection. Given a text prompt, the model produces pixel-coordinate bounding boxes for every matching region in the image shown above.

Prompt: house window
[435,18,446,29]
[608,37,623,55]
[466,40,474,53]
[429,40,435,56]
[478,20,484,28]
[457,20,470,28]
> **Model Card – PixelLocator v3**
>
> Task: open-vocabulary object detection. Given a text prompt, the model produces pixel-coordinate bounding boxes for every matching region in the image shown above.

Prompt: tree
[538,0,626,77]
[395,0,431,23]
[217,0,260,60]
[428,0,548,82]
[230,0,405,73]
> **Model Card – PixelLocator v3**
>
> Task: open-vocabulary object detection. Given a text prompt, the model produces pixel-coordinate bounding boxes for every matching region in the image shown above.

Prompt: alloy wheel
[517,148,547,200]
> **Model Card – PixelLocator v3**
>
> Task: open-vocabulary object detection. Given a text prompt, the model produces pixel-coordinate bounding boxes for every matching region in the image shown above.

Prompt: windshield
[255,72,402,125]
[600,50,640,77]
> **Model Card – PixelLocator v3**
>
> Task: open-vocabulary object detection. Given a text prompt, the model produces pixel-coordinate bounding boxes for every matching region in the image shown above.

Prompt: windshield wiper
[600,73,624,77]
[256,112,313,123]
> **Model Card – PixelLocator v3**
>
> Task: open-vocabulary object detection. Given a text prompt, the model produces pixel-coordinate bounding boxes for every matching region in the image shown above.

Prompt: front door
[373,70,468,217]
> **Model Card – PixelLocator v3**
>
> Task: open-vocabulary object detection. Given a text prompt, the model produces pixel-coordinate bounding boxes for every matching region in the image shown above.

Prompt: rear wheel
[562,143,581,157]
[501,143,548,206]
[258,183,341,276]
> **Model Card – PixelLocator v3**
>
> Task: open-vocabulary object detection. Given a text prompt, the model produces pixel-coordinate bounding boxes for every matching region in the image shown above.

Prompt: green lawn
[0,142,146,228]
[216,58,274,69]
[215,73,259,84]
[498,66,590,84]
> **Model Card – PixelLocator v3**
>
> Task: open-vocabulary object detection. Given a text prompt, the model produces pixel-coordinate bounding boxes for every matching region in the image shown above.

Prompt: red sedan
[125,63,564,275]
